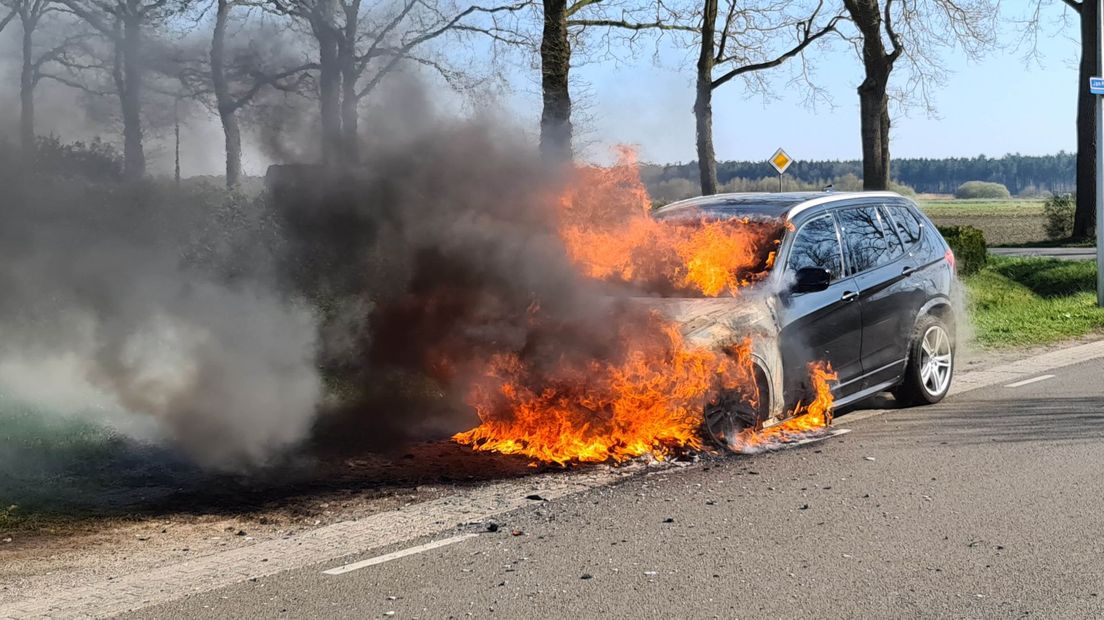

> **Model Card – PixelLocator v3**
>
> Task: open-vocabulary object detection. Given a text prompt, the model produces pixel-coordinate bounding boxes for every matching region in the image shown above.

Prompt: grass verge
[964,256,1104,347]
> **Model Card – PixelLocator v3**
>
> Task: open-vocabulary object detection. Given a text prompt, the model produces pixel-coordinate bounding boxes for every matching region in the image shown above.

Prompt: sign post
[1095,3,1104,307]
[768,148,794,192]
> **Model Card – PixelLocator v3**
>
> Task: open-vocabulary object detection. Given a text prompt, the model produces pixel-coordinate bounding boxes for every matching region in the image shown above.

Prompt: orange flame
[453,322,760,464]
[726,362,838,453]
[452,149,834,464]
[558,148,784,297]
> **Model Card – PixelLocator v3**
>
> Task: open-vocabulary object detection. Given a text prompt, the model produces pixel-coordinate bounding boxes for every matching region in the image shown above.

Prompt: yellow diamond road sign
[769,148,794,174]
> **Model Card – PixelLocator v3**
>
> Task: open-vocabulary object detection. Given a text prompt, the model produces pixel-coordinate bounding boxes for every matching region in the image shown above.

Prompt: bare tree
[205,0,313,187]
[692,0,841,195]
[842,0,995,190]
[1022,1,1096,238]
[58,0,192,180]
[266,0,525,166]
[533,0,690,163]
[0,0,86,156]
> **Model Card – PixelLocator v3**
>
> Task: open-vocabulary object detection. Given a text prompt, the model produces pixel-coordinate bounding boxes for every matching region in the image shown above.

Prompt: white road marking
[323,533,478,576]
[1004,374,1056,388]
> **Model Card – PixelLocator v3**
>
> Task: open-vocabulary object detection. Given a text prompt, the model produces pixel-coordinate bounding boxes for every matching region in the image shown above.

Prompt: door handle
[902,265,916,276]
[841,291,858,302]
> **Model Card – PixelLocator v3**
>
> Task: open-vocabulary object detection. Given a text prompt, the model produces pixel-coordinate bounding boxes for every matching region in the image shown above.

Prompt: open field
[964,256,1104,347]
[917,198,1046,245]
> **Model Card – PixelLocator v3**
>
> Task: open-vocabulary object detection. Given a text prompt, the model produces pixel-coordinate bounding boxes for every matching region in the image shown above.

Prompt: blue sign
[1091,77,1104,95]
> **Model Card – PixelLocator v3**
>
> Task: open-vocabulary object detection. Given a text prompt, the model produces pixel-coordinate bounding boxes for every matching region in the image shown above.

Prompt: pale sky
[537,0,1082,165]
[0,0,1080,175]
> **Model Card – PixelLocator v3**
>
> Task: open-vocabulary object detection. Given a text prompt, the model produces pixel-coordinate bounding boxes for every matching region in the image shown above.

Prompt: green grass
[964,256,1104,347]
[917,198,1046,216]
[918,199,1046,246]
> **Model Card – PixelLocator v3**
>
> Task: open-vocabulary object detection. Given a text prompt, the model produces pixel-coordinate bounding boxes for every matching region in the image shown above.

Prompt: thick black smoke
[0,97,644,469]
[269,117,632,455]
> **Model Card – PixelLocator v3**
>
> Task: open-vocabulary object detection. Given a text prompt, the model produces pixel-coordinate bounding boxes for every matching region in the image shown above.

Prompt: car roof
[652,191,904,221]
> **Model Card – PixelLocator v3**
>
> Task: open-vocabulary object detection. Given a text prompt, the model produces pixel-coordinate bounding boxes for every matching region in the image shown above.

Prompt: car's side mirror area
[793,267,832,293]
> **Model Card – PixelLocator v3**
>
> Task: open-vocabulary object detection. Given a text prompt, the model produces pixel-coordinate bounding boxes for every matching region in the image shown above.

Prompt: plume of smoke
[266,100,640,453]
[0,172,323,470]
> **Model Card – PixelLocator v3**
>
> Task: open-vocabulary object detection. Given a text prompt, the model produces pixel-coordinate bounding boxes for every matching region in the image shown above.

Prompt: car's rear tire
[893,314,954,406]
[703,365,770,450]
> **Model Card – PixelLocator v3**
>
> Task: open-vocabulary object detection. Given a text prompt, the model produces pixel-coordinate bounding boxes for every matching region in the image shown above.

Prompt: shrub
[937,225,987,275]
[32,135,124,182]
[954,181,1011,200]
[1043,193,1075,240]
[888,180,917,197]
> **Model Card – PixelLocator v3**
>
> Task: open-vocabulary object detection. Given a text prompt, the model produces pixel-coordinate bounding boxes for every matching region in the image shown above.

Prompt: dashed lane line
[1004,374,1056,388]
[322,533,478,576]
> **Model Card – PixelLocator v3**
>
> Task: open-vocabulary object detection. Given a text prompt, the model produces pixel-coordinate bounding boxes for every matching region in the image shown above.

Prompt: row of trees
[644,152,1078,196]
[0,0,1095,235]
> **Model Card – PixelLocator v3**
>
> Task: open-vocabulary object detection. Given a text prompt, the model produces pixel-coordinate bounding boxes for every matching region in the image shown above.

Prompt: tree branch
[37,71,114,95]
[355,0,527,99]
[566,18,695,32]
[230,62,316,110]
[0,6,17,33]
[711,12,842,90]
[355,0,417,70]
[565,0,601,18]
[884,0,902,63]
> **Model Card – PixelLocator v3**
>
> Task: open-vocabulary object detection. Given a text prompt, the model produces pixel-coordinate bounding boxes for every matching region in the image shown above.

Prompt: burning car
[454,155,955,463]
[650,191,957,449]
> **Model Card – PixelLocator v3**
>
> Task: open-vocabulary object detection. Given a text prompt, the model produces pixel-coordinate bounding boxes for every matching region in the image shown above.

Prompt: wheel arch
[917,296,956,339]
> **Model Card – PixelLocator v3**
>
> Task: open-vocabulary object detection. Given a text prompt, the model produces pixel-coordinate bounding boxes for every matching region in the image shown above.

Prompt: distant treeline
[642,153,1076,197]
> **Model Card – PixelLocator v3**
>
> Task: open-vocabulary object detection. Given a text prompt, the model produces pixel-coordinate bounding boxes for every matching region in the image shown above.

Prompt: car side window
[878,206,905,259]
[786,214,843,281]
[887,205,923,246]
[838,207,897,273]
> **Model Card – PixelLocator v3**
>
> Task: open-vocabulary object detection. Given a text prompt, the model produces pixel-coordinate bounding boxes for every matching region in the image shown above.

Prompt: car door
[776,211,864,403]
[836,205,915,388]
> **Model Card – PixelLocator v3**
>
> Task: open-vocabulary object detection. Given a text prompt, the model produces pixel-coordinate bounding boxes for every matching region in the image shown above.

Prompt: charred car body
[650,192,957,447]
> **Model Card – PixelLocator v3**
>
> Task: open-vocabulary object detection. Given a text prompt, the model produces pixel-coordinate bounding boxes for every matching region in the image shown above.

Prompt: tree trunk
[339,0,360,165]
[316,0,342,166]
[19,13,35,157]
[318,34,342,165]
[120,13,145,181]
[539,0,571,163]
[694,0,718,195]
[857,72,890,191]
[340,75,357,164]
[1074,0,1097,239]
[843,0,894,192]
[211,0,242,188]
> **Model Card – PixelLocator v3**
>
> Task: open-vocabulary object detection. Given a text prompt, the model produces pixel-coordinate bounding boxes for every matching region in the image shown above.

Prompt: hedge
[954,181,1011,200]
[937,225,987,276]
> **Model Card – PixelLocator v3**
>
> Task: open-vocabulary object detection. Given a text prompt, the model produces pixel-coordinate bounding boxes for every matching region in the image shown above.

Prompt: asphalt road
[128,358,1104,620]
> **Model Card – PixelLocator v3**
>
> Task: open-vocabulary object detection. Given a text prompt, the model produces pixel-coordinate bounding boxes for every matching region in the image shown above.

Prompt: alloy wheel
[919,325,953,397]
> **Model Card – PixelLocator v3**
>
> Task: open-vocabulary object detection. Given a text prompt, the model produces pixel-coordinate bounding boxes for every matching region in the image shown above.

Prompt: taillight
[945,248,956,273]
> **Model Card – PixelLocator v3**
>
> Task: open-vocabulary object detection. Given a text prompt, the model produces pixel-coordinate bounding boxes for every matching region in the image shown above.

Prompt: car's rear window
[886,205,923,245]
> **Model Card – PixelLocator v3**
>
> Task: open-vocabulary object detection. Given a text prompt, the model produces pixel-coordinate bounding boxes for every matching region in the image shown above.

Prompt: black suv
[651,191,956,445]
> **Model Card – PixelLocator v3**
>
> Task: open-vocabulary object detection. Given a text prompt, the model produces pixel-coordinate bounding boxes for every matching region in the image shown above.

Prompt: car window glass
[888,206,922,245]
[838,207,896,273]
[786,214,843,281]
[878,206,905,259]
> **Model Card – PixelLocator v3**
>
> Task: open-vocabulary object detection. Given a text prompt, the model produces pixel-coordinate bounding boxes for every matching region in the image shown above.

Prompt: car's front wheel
[703,365,770,450]
[893,314,954,406]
